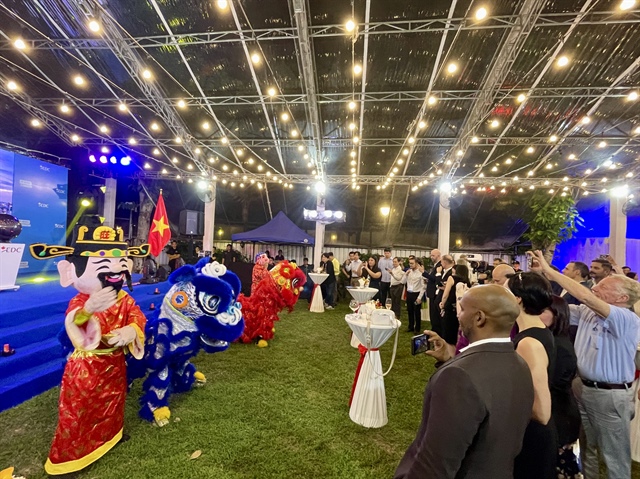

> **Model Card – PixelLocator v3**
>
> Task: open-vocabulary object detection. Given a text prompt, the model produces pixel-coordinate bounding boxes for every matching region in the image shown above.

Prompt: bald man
[395,286,534,479]
[492,264,515,286]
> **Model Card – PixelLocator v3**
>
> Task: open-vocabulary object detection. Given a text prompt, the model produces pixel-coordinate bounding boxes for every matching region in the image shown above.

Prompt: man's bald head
[458,285,520,342]
[492,264,515,286]
[430,249,441,262]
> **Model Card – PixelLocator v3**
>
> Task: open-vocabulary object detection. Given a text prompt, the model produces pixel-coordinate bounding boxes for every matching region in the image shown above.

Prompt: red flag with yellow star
[148,192,171,257]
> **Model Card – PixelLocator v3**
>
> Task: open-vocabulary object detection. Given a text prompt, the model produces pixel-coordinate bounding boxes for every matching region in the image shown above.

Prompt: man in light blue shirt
[532,250,640,479]
[378,248,394,305]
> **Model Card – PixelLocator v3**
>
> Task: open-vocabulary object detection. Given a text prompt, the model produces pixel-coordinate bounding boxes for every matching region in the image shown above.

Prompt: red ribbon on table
[349,344,379,406]
[309,283,320,310]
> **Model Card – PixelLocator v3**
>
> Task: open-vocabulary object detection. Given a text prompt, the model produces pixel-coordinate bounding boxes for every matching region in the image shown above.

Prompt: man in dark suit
[395,285,534,479]
[561,261,591,305]
[422,249,442,335]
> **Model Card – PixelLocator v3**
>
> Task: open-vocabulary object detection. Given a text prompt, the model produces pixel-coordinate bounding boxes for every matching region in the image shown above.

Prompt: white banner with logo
[0,243,24,290]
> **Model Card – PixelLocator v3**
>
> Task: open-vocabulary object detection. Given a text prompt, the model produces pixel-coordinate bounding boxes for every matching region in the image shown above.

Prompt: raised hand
[84,287,118,314]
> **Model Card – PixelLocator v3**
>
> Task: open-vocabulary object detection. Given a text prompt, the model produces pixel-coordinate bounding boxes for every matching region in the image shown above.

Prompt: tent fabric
[232,211,315,245]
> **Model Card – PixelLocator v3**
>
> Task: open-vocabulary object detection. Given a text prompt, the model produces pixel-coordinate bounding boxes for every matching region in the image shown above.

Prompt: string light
[348,101,357,110]
[557,56,569,67]
[251,53,261,65]
[353,64,363,75]
[267,87,276,97]
[150,122,160,131]
[177,99,186,109]
[598,141,607,148]
[516,93,526,103]
[408,137,415,144]
[60,104,71,114]
[6,80,18,91]
[471,136,479,143]
[490,119,500,128]
[549,135,558,142]
[620,0,636,10]
[153,148,160,156]
[202,121,210,130]
[99,125,109,133]
[142,69,152,80]
[427,96,437,106]
[30,119,42,127]
[349,122,356,131]
[345,19,356,32]
[447,62,458,74]
[475,7,488,20]
[526,146,534,154]
[88,20,101,32]
[350,151,356,158]
[418,120,426,129]
[216,0,228,9]
[14,38,26,50]
[627,91,638,101]
[118,103,128,112]
[281,112,290,122]
[128,137,137,145]
[581,116,591,125]
[73,75,85,86]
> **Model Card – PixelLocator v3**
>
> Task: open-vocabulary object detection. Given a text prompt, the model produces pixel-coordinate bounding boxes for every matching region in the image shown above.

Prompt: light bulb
[177,99,186,109]
[475,7,488,20]
[216,0,228,9]
[267,87,276,97]
[251,53,261,65]
[447,62,458,74]
[88,20,100,32]
[557,56,569,67]
[281,112,290,121]
[418,120,426,129]
[30,119,41,127]
[118,103,128,112]
[142,69,152,79]
[73,75,85,86]
[348,101,357,110]
[345,19,356,32]
[516,93,526,103]
[427,95,437,106]
[6,80,18,91]
[353,64,362,75]
[14,38,26,50]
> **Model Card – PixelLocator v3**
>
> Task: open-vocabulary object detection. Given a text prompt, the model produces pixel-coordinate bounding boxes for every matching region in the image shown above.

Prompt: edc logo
[0,246,23,254]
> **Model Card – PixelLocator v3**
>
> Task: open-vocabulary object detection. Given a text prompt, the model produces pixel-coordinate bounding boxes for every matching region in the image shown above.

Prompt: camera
[411,333,433,355]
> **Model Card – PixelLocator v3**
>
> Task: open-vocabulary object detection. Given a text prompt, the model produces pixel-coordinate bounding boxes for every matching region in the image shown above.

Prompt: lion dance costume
[238,260,306,346]
[30,225,149,475]
[128,258,244,426]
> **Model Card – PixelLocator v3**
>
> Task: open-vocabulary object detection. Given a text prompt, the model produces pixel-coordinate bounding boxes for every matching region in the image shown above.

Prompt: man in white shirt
[378,248,394,305]
[388,257,405,320]
[345,251,363,287]
[405,257,426,333]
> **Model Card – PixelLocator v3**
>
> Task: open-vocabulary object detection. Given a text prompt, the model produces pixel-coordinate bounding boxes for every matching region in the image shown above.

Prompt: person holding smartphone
[404,257,426,333]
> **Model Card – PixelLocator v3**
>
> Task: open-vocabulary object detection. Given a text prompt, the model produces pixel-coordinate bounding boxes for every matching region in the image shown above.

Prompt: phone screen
[411,333,431,355]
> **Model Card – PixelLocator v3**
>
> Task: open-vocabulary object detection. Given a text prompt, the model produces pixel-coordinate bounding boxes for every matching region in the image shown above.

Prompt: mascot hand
[84,286,118,314]
[107,325,138,347]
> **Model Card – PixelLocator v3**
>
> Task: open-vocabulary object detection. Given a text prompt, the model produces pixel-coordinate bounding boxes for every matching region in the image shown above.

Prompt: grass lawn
[2,301,640,478]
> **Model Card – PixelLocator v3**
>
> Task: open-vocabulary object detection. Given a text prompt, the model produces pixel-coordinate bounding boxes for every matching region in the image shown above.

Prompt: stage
[0,274,173,412]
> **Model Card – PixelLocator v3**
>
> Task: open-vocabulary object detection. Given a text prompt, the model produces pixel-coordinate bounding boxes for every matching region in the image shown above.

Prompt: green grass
[2,301,640,478]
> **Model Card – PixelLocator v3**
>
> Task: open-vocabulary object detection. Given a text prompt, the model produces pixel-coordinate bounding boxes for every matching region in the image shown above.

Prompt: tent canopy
[232,211,315,245]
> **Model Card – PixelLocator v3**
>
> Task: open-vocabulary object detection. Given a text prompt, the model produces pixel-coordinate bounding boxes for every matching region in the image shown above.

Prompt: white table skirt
[345,314,400,428]
[309,273,329,313]
[347,287,378,303]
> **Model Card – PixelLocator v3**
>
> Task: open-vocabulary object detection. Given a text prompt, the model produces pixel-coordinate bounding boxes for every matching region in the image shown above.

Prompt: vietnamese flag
[148,192,171,257]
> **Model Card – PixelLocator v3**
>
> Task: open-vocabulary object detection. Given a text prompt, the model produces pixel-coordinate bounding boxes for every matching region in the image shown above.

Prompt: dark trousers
[390,284,403,320]
[379,281,391,305]
[406,292,422,332]
[429,294,443,337]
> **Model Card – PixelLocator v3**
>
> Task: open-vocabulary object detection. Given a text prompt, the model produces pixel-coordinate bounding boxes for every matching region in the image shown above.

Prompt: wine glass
[385,298,392,310]
[349,299,359,314]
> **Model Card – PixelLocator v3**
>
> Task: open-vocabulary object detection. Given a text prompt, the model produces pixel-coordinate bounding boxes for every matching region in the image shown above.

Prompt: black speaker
[179,210,203,235]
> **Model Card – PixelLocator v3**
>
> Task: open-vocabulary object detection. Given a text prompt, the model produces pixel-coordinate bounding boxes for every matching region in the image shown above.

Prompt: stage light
[581,116,591,125]
[549,135,558,142]
[197,180,208,190]
[298,145,305,151]
[353,64,362,75]
[281,112,290,122]
[403,148,409,156]
[73,75,85,86]
[202,121,211,130]
[216,0,228,9]
[60,104,71,114]
[257,164,263,171]
[100,146,109,154]
[177,99,186,109]
[30,119,41,127]
[71,134,81,143]
[150,122,160,131]
[248,158,254,165]
[291,129,299,137]
[99,155,107,163]
[516,93,526,103]
[447,62,458,74]
[109,156,117,164]
[118,103,128,112]
[627,91,638,101]
[348,101,357,111]
[88,20,101,32]
[120,156,131,166]
[174,136,182,144]
[526,146,534,153]
[6,80,18,91]
[128,137,137,145]
[427,95,437,106]
[89,155,96,162]
[418,120,426,129]
[490,119,500,128]
[251,53,261,65]
[353,136,359,144]
[142,69,152,80]
[471,136,479,143]
[345,19,356,32]
[267,87,276,97]
[99,125,109,133]
[314,181,326,194]
[598,141,607,148]
[144,162,151,169]
[187,164,193,170]
[409,137,416,144]
[349,122,356,131]
[14,38,26,50]
[80,198,92,207]
[620,0,636,10]
[611,185,629,197]
[557,56,569,67]
[475,7,488,20]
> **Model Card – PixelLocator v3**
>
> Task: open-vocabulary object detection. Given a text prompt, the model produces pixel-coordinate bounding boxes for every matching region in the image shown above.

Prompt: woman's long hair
[547,295,571,337]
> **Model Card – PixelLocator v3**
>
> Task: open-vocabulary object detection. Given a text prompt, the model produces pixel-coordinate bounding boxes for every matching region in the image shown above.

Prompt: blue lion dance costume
[129,258,244,425]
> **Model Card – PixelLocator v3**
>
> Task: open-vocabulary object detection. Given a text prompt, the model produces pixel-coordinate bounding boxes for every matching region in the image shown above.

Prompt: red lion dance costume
[238,260,306,347]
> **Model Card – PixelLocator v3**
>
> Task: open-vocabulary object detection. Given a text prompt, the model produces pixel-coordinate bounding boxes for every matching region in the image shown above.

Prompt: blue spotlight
[109,156,117,164]
[89,155,97,162]
[120,156,131,166]
[99,155,108,164]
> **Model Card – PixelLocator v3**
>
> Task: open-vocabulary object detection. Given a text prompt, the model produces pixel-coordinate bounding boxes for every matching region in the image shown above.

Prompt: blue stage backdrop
[10,152,68,274]
[0,148,14,214]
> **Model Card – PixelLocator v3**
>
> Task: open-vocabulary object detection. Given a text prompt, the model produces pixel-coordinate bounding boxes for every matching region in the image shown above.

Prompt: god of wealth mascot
[251,252,269,294]
[129,258,244,426]
[238,260,306,347]
[29,225,150,476]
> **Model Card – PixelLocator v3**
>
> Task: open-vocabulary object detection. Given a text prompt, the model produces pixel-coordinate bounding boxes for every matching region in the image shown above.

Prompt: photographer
[395,285,534,479]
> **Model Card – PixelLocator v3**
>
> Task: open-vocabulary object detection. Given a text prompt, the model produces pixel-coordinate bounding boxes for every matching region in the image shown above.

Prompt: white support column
[103,178,116,227]
[202,182,217,255]
[609,196,627,266]
[438,190,451,255]
[313,194,326,268]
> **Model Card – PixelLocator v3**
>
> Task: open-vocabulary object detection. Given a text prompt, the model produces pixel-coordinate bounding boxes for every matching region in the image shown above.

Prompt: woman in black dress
[359,256,382,299]
[508,272,557,479]
[539,295,581,478]
[439,264,472,345]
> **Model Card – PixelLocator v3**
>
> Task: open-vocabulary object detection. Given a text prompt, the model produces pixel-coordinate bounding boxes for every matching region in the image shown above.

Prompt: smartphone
[411,333,432,355]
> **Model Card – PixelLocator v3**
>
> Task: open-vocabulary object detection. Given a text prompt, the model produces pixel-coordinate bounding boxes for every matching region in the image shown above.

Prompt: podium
[308,273,329,313]
[0,243,24,291]
[345,313,400,428]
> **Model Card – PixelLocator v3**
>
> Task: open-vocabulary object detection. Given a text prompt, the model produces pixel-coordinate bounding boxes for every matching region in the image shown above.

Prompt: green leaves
[525,193,582,251]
